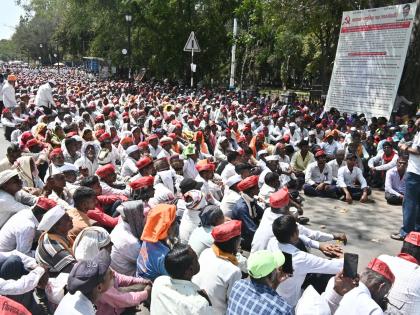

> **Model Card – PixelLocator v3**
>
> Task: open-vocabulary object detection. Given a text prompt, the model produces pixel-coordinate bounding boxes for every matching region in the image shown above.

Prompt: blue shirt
[227,279,292,315]
[136,241,169,280]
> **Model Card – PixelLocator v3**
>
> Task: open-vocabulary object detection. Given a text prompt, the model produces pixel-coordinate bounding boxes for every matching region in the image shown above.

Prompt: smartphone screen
[282,252,294,275]
[343,253,358,278]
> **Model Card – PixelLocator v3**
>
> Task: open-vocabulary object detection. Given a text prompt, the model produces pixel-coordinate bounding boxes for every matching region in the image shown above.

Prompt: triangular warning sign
[183,32,201,52]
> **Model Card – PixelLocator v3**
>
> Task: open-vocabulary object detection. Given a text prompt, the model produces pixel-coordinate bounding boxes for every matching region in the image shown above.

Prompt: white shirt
[35,83,55,107]
[183,158,199,180]
[121,157,138,178]
[55,291,96,315]
[0,250,45,296]
[407,131,420,175]
[179,209,201,244]
[327,159,346,181]
[220,189,241,218]
[321,141,343,156]
[267,240,343,307]
[1,81,17,108]
[378,254,420,315]
[335,282,383,315]
[221,163,237,184]
[0,190,29,228]
[337,165,367,189]
[305,161,333,185]
[151,276,213,315]
[149,145,162,159]
[0,208,38,256]
[251,209,333,253]
[192,247,242,315]
[110,220,141,276]
[188,226,214,257]
[368,150,399,171]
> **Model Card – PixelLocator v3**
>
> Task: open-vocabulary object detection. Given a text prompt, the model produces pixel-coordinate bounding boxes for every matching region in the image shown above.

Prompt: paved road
[0,129,403,273]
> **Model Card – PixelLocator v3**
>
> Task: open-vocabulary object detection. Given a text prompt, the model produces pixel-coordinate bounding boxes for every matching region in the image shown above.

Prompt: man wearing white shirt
[151,244,213,315]
[121,145,141,178]
[337,153,371,204]
[0,197,57,256]
[378,231,420,315]
[335,257,395,315]
[368,141,399,188]
[35,80,56,109]
[252,189,346,254]
[327,149,346,183]
[221,151,240,184]
[1,74,17,109]
[267,215,343,308]
[220,175,242,218]
[392,117,420,240]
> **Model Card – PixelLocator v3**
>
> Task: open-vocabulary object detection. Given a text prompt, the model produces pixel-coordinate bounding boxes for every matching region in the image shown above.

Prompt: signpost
[184,32,201,88]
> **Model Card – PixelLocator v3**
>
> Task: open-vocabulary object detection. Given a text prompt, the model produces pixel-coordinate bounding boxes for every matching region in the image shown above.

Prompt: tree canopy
[6,0,420,101]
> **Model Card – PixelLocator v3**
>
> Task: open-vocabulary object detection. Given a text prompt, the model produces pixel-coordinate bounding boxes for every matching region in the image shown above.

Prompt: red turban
[237,175,259,191]
[129,176,155,190]
[211,220,242,243]
[269,188,289,209]
[49,148,63,159]
[95,164,115,178]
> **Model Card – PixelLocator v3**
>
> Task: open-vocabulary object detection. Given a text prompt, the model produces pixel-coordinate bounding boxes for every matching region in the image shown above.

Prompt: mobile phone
[282,252,294,275]
[343,253,358,278]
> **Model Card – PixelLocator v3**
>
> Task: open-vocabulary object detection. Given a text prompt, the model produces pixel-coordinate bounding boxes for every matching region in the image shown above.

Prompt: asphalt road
[0,129,403,279]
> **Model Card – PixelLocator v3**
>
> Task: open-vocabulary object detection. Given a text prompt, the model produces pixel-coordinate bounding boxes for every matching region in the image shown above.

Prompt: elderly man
[36,205,76,274]
[227,250,292,315]
[121,145,141,178]
[378,232,420,314]
[151,244,214,314]
[335,258,395,314]
[0,143,21,171]
[55,250,114,315]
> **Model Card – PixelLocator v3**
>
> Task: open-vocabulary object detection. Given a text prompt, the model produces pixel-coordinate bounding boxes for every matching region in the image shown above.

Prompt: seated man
[36,205,76,275]
[303,150,339,198]
[337,153,371,204]
[291,140,314,189]
[151,244,214,314]
[267,215,343,308]
[227,250,292,315]
[137,204,178,280]
[96,164,129,197]
[327,149,346,184]
[220,175,242,218]
[67,187,96,242]
[384,157,407,205]
[368,141,399,188]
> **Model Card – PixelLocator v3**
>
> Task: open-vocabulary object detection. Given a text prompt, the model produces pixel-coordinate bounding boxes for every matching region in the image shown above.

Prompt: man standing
[1,74,17,109]
[392,117,420,240]
[35,80,56,113]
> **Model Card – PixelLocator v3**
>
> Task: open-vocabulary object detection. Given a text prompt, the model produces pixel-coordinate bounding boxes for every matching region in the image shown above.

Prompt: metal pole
[128,22,132,79]
[191,49,194,88]
[229,18,238,89]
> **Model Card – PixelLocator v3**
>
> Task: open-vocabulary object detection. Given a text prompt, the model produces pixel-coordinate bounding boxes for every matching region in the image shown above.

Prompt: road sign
[183,32,201,52]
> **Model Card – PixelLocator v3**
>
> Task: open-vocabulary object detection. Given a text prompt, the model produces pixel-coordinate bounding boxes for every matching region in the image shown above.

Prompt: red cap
[168,133,177,140]
[95,164,115,178]
[120,137,133,146]
[95,129,105,139]
[95,114,104,123]
[66,131,78,138]
[315,150,326,158]
[98,132,111,142]
[36,197,57,211]
[367,258,395,283]
[269,188,290,209]
[147,134,159,142]
[237,175,259,191]
[49,148,63,159]
[238,136,246,144]
[136,156,153,170]
[20,131,33,144]
[138,141,149,149]
[211,220,242,243]
[283,134,290,142]
[129,176,154,190]
[196,159,216,172]
[26,138,40,149]
[2,108,10,115]
[405,232,420,246]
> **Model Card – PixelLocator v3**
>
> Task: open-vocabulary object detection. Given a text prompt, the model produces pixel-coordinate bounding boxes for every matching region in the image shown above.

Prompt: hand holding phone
[343,253,359,279]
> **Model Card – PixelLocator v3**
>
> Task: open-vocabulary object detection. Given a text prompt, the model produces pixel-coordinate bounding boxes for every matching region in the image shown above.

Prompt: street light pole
[125,14,132,80]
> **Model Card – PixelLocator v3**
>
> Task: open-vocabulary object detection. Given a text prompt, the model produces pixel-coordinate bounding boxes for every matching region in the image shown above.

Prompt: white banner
[325,3,417,119]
